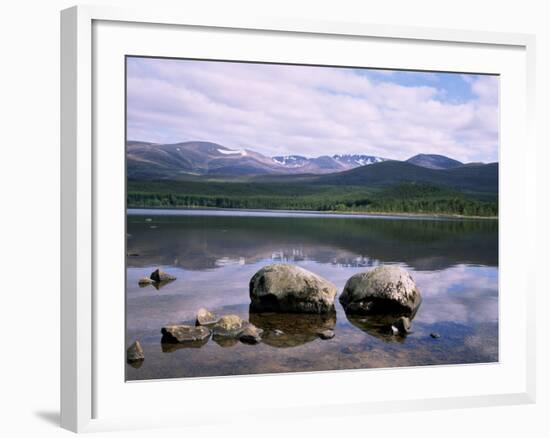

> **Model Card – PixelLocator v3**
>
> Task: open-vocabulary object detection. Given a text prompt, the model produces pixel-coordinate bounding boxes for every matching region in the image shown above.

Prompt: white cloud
[127,59,499,162]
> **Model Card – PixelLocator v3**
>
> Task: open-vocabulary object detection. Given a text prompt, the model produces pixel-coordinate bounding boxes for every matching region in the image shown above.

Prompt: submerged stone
[249,263,337,313]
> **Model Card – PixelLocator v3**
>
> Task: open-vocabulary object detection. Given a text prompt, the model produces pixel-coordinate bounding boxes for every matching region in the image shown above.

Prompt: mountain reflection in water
[127,213,497,272]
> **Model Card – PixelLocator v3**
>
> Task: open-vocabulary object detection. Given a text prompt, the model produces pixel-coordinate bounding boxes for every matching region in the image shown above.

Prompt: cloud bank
[127,57,499,162]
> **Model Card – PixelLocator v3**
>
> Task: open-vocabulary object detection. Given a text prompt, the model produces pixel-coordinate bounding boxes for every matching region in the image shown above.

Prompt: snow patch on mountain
[333,154,385,167]
[272,155,308,167]
[218,148,247,156]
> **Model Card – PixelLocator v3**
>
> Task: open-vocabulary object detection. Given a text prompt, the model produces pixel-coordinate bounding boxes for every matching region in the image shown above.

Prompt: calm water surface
[126,209,498,380]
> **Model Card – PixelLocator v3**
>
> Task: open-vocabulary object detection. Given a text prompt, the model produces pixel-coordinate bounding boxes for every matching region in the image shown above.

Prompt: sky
[126,57,499,163]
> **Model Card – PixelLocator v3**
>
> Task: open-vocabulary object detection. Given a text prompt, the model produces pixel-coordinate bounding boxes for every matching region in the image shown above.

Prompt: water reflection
[212,336,240,348]
[161,337,209,352]
[125,210,499,380]
[139,279,176,290]
[126,359,144,369]
[345,313,413,343]
[127,212,498,272]
[249,311,336,348]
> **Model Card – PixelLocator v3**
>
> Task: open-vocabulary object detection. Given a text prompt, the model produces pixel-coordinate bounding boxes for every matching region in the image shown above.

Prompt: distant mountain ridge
[315,160,498,193]
[127,141,279,179]
[127,140,388,179]
[406,154,463,170]
[127,140,491,187]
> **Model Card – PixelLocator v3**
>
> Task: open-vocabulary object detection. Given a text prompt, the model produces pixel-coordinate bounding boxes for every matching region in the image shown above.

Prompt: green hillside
[288,160,498,194]
[127,159,498,218]
[127,180,497,217]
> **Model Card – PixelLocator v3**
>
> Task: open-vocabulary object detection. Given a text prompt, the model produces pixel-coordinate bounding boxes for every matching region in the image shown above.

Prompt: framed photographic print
[61,5,536,433]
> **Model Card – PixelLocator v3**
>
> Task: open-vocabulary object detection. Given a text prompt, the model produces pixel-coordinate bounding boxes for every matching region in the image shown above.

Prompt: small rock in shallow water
[392,316,412,335]
[127,340,144,362]
[212,315,248,337]
[161,325,210,344]
[430,332,441,339]
[150,268,176,283]
[138,277,154,286]
[195,308,219,326]
[239,324,264,344]
[317,329,335,340]
[273,329,284,336]
[391,325,400,336]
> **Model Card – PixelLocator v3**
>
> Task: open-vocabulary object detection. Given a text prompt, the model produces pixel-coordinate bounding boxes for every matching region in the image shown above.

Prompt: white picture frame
[60,4,537,433]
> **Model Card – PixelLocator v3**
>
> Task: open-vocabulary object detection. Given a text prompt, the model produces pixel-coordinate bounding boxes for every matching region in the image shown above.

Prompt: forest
[127,180,498,217]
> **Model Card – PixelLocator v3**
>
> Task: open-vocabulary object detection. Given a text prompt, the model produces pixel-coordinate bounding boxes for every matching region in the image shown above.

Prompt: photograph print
[125,56,499,380]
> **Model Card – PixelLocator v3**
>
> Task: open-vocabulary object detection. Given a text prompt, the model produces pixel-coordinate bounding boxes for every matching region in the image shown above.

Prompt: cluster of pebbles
[163,310,264,346]
[127,308,336,365]
[128,263,441,365]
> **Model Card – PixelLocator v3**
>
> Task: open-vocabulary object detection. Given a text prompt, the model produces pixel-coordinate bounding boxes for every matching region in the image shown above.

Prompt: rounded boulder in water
[249,263,337,313]
[339,265,422,316]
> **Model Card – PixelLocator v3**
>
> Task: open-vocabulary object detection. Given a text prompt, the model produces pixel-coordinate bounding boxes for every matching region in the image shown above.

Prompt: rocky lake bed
[125,210,499,380]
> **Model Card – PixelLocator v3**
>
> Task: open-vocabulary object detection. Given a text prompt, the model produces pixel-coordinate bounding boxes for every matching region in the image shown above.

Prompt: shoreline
[127,205,498,221]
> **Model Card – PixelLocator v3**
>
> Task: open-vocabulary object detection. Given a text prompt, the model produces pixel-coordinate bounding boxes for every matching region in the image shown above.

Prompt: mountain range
[127,140,389,179]
[127,140,487,181]
[127,140,498,216]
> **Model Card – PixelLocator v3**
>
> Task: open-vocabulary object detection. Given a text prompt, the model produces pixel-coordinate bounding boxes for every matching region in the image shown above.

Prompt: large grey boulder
[249,264,337,313]
[339,265,422,316]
